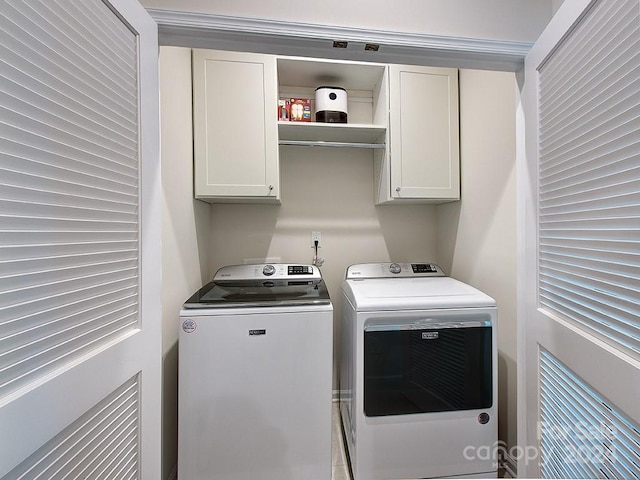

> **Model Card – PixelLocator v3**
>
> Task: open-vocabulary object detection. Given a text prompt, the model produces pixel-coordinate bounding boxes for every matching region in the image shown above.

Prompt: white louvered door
[0,0,160,478]
[519,0,640,477]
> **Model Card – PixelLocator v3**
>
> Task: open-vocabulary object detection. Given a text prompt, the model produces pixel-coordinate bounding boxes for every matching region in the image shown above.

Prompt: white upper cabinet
[376,65,460,204]
[192,49,280,203]
[192,49,459,204]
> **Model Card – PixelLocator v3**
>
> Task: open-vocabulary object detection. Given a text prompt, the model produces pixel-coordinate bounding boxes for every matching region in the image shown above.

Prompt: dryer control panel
[345,262,446,279]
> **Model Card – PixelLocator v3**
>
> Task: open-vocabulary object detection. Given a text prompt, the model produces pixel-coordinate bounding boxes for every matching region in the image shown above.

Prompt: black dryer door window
[364,322,492,417]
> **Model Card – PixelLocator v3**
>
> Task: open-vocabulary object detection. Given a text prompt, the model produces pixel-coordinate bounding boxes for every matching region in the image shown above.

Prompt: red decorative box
[289,98,311,122]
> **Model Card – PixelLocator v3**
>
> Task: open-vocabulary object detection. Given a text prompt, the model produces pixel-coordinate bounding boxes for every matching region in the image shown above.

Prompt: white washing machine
[340,263,498,479]
[179,264,333,480]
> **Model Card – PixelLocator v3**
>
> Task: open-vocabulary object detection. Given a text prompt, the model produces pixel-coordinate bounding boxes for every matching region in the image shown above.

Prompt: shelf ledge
[278,121,386,145]
[279,139,385,149]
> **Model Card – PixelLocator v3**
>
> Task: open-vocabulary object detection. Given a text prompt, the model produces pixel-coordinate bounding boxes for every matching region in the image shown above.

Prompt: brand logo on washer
[249,329,266,336]
[422,331,439,340]
[182,319,197,334]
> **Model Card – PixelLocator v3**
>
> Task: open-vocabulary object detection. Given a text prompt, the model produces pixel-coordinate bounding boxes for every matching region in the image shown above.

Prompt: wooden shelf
[278,121,386,148]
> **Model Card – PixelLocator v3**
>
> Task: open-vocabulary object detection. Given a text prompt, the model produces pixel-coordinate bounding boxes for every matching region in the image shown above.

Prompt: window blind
[0,0,140,398]
[539,349,640,479]
[538,0,640,356]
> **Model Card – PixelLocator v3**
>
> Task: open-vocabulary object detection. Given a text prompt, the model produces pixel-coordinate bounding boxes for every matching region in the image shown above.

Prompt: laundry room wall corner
[436,68,518,457]
[160,45,211,480]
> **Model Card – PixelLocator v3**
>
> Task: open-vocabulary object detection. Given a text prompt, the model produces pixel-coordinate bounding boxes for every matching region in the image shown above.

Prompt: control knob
[389,263,402,274]
[262,264,276,276]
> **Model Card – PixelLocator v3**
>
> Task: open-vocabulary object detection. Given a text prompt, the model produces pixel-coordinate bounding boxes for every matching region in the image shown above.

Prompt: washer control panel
[346,262,446,279]
[214,264,319,281]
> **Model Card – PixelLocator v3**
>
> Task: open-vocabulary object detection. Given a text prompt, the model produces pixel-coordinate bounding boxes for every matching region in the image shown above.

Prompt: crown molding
[147,8,532,71]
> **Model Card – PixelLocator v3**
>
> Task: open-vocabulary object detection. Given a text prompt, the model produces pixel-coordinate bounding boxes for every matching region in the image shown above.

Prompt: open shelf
[277,58,386,91]
[278,121,386,148]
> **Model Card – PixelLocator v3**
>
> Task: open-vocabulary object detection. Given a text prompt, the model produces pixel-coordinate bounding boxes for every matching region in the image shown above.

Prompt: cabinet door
[193,49,279,202]
[388,65,459,202]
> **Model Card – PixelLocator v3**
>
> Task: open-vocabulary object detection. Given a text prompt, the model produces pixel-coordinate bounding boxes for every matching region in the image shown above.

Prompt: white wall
[142,0,553,43]
[208,147,440,387]
[152,4,557,474]
[552,0,566,14]
[156,0,551,468]
[204,71,519,455]
[159,46,211,480]
[437,69,518,454]
[159,46,520,476]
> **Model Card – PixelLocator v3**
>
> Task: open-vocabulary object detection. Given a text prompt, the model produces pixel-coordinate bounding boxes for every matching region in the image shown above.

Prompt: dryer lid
[342,276,496,311]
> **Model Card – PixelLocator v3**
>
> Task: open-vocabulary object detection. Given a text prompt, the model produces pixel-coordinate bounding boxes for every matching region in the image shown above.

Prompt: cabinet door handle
[268,185,274,194]
[395,186,401,193]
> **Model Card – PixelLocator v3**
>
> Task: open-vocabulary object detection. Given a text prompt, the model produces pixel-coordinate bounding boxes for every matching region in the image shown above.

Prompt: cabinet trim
[149,9,531,72]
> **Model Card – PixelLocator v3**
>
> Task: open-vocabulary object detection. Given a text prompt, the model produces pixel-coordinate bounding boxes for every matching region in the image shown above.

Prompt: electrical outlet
[311,231,321,248]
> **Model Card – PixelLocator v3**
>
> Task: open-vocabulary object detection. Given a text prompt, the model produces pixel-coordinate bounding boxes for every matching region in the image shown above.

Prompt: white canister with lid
[315,86,348,123]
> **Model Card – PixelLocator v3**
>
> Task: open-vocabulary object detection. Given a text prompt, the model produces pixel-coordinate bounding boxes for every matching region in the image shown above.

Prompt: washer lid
[183,263,331,308]
[342,277,495,311]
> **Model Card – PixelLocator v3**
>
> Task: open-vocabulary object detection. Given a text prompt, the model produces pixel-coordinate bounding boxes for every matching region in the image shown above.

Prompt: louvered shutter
[4,377,141,479]
[0,0,160,478]
[0,0,140,397]
[537,0,640,356]
[539,350,640,479]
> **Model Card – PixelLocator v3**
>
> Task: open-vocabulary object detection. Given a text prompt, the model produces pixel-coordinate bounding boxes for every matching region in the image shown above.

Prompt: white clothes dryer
[340,262,498,479]
[179,264,333,480]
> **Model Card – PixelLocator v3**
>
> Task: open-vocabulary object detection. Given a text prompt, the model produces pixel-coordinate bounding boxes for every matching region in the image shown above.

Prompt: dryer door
[363,315,493,417]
